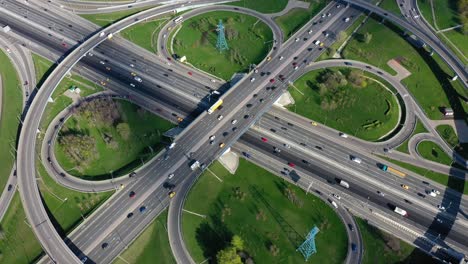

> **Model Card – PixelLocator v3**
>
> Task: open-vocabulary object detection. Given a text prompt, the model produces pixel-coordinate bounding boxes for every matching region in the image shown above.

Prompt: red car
[261,137,268,142]
[269,79,275,83]
[61,42,67,47]
[167,57,172,61]
[288,162,296,168]
[129,191,136,198]
[292,62,297,66]
[188,71,193,76]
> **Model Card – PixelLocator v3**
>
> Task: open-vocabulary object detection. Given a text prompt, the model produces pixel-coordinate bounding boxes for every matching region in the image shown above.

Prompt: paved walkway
[387,59,411,80]
[268,0,310,18]
[218,150,239,174]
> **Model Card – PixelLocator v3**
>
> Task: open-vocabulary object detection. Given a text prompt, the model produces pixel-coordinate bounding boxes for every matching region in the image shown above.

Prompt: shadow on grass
[195,215,232,263]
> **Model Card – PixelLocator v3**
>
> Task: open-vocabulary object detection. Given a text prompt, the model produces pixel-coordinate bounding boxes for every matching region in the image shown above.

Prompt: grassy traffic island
[183,160,348,263]
[54,98,174,180]
[288,67,400,141]
[172,11,273,80]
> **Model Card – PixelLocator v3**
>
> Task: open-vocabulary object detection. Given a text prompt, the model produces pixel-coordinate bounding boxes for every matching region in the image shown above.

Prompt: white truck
[394,207,408,216]
[190,160,200,170]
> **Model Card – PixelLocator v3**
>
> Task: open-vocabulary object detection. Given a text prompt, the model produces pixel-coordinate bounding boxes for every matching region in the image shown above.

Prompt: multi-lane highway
[2,0,467,263]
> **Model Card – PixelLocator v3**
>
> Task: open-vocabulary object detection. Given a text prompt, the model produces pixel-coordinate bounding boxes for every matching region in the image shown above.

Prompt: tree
[217,247,242,264]
[337,31,347,42]
[269,244,280,256]
[231,235,244,251]
[363,32,372,44]
[116,122,131,140]
[326,46,336,57]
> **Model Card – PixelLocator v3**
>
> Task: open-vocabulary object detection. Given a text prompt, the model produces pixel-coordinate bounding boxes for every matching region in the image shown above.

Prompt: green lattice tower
[216,19,229,52]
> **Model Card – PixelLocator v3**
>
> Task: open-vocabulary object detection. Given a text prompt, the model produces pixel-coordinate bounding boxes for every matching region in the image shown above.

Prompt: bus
[174,16,183,24]
[207,99,223,114]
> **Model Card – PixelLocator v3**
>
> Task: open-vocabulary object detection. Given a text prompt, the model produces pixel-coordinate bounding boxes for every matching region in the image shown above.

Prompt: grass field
[0,50,23,195]
[418,0,460,29]
[417,0,435,27]
[396,120,428,153]
[380,156,468,194]
[441,30,468,64]
[417,141,454,166]
[55,99,174,179]
[342,17,468,119]
[37,161,114,234]
[356,218,438,264]
[379,0,402,15]
[0,193,43,264]
[274,0,328,39]
[80,6,155,27]
[113,210,175,264]
[436,124,468,159]
[183,160,348,263]
[288,67,400,141]
[120,16,171,53]
[173,11,273,80]
[228,0,288,13]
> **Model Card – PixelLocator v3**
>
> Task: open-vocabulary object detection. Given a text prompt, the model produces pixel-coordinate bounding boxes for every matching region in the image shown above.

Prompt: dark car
[348,224,354,231]
[129,172,136,178]
[270,128,277,133]
[127,212,134,218]
[139,206,147,213]
[101,243,108,249]
[59,172,66,177]
[7,184,13,191]
[129,191,136,198]
[351,243,357,252]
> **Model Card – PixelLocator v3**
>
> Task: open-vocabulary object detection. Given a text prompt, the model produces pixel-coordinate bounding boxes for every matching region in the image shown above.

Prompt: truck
[339,180,350,189]
[2,25,11,33]
[207,99,223,114]
[380,164,406,177]
[174,16,183,24]
[394,207,408,216]
[190,160,200,170]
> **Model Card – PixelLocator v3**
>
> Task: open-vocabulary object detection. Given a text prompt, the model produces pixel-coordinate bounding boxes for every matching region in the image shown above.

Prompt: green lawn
[32,53,56,88]
[417,0,435,28]
[342,17,468,119]
[113,210,175,264]
[288,67,400,141]
[379,0,401,15]
[183,160,348,263]
[0,192,43,264]
[417,141,454,166]
[37,161,114,235]
[55,99,174,179]
[80,6,155,27]
[274,0,328,39]
[228,0,288,13]
[379,156,468,194]
[436,124,468,160]
[356,218,438,264]
[173,11,273,80]
[441,30,468,64]
[120,16,171,53]
[396,120,428,153]
[427,0,460,29]
[0,50,23,194]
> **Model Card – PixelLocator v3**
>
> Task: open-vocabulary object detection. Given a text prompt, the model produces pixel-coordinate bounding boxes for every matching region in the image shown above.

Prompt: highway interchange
[0,0,467,263]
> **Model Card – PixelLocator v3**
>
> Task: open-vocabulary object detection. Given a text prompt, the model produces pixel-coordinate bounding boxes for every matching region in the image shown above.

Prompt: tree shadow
[194,215,233,263]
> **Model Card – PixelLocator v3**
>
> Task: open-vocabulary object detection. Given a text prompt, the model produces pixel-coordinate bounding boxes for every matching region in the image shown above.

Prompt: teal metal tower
[297,226,320,261]
[215,19,229,52]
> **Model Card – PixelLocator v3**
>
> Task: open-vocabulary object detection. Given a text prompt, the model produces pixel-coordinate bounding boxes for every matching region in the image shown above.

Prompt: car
[308,29,313,34]
[431,189,441,195]
[284,143,290,149]
[254,68,259,73]
[253,93,258,98]
[101,243,108,249]
[223,132,229,137]
[219,143,225,148]
[279,56,284,60]
[339,132,348,138]
[351,243,357,252]
[131,72,137,76]
[169,191,176,198]
[269,79,275,83]
[246,103,253,108]
[274,147,281,153]
[130,83,135,87]
[210,79,216,83]
[168,173,174,179]
[336,4,341,8]
[261,137,268,142]
[427,190,437,197]
[401,184,409,190]
[302,160,309,164]
[315,146,323,150]
[295,37,299,42]
[288,162,295,167]
[437,205,446,210]
[270,128,276,133]
[327,12,331,16]
[59,172,66,177]
[61,42,67,47]
[321,13,325,18]
[281,127,287,131]
[266,56,272,61]
[127,212,134,218]
[344,17,350,22]
[348,224,354,231]
[244,114,250,119]
[7,184,12,191]
[106,66,111,71]
[129,172,136,178]
[134,76,142,82]
[210,140,215,145]
[250,77,255,82]
[129,191,136,198]
[278,74,285,81]
[209,135,216,141]
[81,257,88,263]
[129,63,135,67]
[217,115,223,120]
[333,194,341,200]
[311,121,318,126]
[377,191,385,196]
[231,119,238,125]
[299,143,307,147]
[259,98,264,103]
[47,157,51,163]
[139,206,147,213]
[232,127,237,132]
[167,57,172,61]
[188,71,193,76]
[99,61,105,65]
[294,66,299,70]
[351,156,362,164]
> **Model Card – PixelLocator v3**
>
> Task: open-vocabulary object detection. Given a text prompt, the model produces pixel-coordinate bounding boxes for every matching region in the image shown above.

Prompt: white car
[217,115,223,120]
[437,205,446,211]
[339,132,348,138]
[168,173,174,179]
[321,14,326,18]
[295,37,299,42]
[129,64,135,68]
[250,77,256,82]
[428,191,437,197]
[333,194,341,200]
[377,191,385,196]
[344,17,350,22]
[210,79,216,83]
[231,119,238,125]
[294,66,299,70]
[209,135,216,141]
[283,143,290,149]
[130,83,135,87]
[351,156,362,164]
[163,34,167,38]
[279,56,284,60]
[99,61,105,65]
[308,29,313,34]
[314,40,321,45]
[432,189,441,195]
[134,76,142,82]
